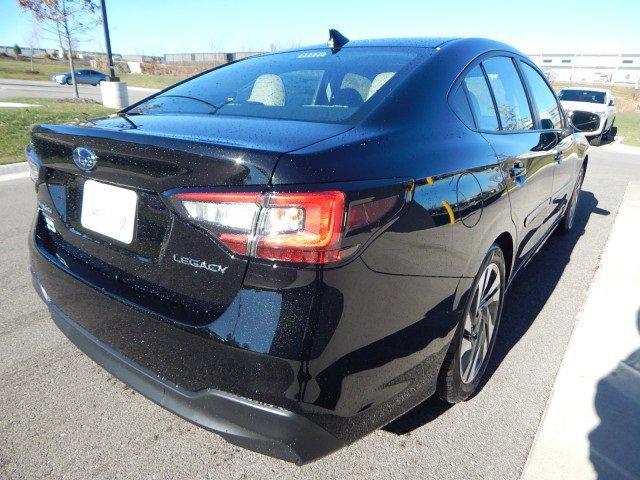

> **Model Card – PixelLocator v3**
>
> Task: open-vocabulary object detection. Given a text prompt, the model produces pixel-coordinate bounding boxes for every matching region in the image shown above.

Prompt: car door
[87,70,101,84]
[74,70,85,84]
[464,56,557,268]
[518,60,578,212]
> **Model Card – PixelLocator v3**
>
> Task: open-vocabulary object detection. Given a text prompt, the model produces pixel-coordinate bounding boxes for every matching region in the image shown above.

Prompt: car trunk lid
[31,114,352,327]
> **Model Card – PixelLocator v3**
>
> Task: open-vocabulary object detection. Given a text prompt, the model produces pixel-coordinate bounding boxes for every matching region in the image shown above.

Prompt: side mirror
[540,118,554,130]
[608,100,614,106]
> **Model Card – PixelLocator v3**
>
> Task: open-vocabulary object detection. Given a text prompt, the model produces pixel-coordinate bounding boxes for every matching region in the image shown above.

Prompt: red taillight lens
[347,196,398,231]
[256,191,346,264]
[170,188,402,265]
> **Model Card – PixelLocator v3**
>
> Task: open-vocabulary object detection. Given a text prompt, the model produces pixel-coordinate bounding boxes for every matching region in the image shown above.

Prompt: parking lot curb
[521,181,640,480]
[0,161,28,176]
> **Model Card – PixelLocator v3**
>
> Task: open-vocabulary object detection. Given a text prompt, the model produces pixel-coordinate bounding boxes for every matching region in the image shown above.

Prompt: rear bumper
[32,272,344,465]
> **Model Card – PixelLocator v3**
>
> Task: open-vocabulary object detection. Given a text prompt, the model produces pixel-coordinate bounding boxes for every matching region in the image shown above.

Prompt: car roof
[339,37,459,48]
[273,37,523,58]
[277,37,459,53]
[561,87,609,93]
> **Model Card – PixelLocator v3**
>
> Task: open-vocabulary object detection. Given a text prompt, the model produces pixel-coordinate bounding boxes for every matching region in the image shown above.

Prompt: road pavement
[0,145,639,479]
[0,78,158,104]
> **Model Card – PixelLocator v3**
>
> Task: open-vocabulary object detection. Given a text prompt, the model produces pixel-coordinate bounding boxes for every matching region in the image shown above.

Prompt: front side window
[520,62,562,130]
[481,57,534,131]
[463,66,499,131]
[128,48,423,124]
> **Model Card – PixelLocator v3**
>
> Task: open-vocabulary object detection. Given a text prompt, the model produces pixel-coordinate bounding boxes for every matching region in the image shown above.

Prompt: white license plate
[81,180,138,244]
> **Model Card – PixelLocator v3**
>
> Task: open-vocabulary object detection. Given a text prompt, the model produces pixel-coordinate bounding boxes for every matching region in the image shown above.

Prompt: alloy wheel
[459,263,501,384]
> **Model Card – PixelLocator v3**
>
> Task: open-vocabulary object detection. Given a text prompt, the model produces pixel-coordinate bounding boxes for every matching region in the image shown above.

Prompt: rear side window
[520,62,563,129]
[449,85,475,129]
[481,57,534,131]
[463,66,499,131]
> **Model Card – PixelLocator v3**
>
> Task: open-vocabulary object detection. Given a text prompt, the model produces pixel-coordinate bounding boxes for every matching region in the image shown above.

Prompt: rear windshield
[128,47,423,123]
[558,90,606,104]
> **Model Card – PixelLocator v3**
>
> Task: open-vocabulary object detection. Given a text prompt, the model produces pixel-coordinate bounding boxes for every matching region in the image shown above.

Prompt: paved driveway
[0,145,638,479]
[0,78,157,104]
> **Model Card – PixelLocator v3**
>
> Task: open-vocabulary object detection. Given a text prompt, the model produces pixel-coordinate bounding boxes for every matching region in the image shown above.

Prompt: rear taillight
[170,187,405,265]
[172,191,261,255]
[256,191,346,264]
[25,142,41,185]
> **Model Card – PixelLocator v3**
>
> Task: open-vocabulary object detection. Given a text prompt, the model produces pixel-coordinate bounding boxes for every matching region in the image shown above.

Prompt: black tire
[437,244,506,403]
[66,78,72,85]
[557,165,585,234]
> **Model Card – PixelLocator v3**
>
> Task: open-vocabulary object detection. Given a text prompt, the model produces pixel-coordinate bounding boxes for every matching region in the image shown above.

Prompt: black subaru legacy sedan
[27,35,589,464]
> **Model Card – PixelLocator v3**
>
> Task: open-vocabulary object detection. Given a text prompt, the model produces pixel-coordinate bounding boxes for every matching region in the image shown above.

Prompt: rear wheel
[438,245,506,403]
[557,165,585,234]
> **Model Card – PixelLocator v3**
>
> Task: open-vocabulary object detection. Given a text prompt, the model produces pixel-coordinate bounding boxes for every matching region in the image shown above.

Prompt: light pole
[100,0,118,81]
[98,0,128,108]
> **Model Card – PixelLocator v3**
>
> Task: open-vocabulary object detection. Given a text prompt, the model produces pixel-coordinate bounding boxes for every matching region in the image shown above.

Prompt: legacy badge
[172,254,229,274]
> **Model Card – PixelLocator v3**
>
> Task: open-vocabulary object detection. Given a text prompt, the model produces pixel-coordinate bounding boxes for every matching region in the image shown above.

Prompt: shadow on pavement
[587,310,640,480]
[383,190,610,435]
[483,190,609,386]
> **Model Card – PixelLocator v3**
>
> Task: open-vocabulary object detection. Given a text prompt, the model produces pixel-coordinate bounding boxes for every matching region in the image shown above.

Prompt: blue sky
[1,0,639,55]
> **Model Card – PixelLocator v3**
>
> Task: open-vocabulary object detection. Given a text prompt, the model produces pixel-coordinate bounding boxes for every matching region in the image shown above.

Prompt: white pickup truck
[558,88,616,146]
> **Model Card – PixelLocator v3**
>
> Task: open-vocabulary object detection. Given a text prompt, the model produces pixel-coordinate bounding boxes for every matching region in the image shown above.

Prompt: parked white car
[558,88,616,146]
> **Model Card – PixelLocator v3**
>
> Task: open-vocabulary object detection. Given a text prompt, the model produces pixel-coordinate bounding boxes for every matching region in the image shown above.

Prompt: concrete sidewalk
[522,182,640,479]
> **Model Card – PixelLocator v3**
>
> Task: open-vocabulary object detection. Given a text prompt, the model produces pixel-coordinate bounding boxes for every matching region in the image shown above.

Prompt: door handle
[510,163,527,178]
[509,162,527,186]
[554,150,563,163]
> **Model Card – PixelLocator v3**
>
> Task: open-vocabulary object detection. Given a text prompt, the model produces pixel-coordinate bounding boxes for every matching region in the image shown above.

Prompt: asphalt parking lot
[0,79,156,104]
[1,145,639,479]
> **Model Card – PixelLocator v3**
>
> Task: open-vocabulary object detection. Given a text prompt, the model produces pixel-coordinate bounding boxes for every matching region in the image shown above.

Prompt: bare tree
[18,0,100,98]
[209,36,225,53]
[23,19,42,73]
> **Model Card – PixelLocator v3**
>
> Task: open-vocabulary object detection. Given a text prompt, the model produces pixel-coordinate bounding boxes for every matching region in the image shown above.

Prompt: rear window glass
[129,48,423,124]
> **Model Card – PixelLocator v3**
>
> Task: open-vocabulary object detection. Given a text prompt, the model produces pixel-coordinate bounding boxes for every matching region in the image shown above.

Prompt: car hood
[560,100,607,113]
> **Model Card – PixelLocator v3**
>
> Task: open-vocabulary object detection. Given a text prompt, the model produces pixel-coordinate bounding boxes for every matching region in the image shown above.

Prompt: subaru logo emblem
[72,146,98,172]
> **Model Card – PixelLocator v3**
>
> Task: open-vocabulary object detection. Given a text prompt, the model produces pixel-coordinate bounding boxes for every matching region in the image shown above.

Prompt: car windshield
[558,90,606,104]
[128,47,424,123]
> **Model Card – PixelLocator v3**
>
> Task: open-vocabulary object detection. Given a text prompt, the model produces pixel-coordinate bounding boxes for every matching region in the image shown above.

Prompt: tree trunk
[66,48,79,98]
[62,0,79,98]
[30,50,34,72]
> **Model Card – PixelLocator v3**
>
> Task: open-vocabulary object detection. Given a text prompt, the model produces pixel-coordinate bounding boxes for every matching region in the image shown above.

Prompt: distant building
[527,53,640,85]
[0,45,56,57]
[163,51,263,65]
[122,54,163,63]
